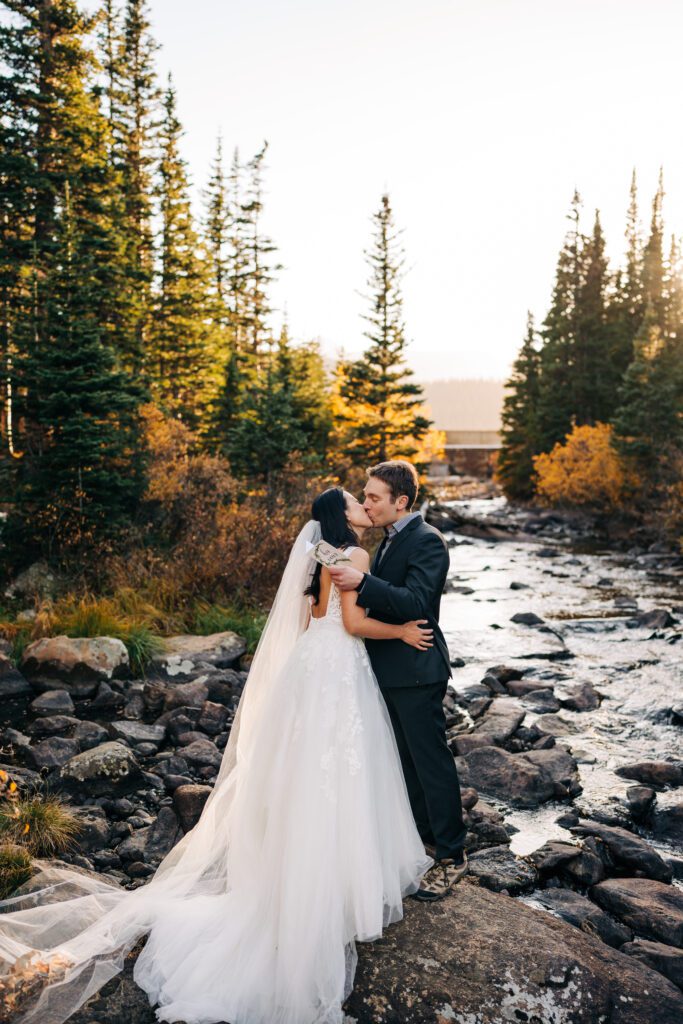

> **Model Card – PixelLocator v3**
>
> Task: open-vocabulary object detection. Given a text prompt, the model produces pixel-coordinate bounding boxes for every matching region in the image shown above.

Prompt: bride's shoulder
[344,545,369,569]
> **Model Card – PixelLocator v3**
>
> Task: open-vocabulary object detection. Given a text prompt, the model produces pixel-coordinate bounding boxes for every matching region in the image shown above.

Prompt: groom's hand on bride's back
[329,565,364,591]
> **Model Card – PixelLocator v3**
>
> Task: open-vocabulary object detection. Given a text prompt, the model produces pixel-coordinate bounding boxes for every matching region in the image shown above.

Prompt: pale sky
[92,0,683,380]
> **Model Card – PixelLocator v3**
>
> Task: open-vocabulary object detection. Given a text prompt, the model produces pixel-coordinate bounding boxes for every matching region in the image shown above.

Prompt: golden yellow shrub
[532,422,637,509]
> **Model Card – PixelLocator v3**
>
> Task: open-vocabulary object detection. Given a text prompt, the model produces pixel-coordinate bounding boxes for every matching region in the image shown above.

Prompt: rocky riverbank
[1,493,682,1022]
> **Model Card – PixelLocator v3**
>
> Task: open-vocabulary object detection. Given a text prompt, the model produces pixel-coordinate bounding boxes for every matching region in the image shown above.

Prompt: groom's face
[362,477,409,528]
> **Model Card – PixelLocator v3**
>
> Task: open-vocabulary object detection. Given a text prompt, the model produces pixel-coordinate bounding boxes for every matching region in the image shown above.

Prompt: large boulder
[591,877,683,947]
[20,636,129,696]
[621,939,683,991]
[344,882,683,1023]
[149,631,246,681]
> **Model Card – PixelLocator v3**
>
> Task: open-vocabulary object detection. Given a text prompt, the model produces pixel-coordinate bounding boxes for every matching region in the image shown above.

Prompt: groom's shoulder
[414,518,448,550]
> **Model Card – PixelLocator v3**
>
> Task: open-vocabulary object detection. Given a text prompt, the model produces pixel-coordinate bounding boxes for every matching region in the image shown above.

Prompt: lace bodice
[308,545,358,625]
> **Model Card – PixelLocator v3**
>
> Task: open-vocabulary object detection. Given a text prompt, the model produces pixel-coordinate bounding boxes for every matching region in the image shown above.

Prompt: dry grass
[0,843,33,899]
[0,794,82,858]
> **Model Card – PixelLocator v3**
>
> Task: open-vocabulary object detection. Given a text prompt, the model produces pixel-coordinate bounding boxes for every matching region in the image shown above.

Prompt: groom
[329,459,468,901]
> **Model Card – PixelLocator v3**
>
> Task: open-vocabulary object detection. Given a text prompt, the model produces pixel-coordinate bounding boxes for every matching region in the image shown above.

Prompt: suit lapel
[373,516,422,577]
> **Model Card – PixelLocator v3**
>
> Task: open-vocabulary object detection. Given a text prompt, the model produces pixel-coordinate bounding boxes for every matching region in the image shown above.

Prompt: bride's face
[343,490,373,530]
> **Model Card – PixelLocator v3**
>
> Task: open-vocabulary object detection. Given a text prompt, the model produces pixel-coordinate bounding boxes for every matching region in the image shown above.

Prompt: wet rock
[533,712,581,736]
[459,746,556,807]
[172,783,212,832]
[485,665,526,685]
[521,746,582,799]
[532,888,633,948]
[72,805,112,853]
[526,841,581,875]
[621,939,683,990]
[560,848,606,886]
[175,730,210,747]
[511,611,545,626]
[509,580,530,589]
[180,738,222,770]
[73,720,109,750]
[196,700,229,735]
[115,805,182,865]
[0,655,32,698]
[626,785,657,821]
[149,631,247,681]
[163,677,210,712]
[591,877,683,947]
[344,882,683,1023]
[28,736,80,769]
[560,680,603,711]
[626,608,677,630]
[467,844,537,893]
[90,680,126,712]
[59,741,143,796]
[570,821,673,882]
[520,687,561,713]
[471,698,526,743]
[505,677,554,696]
[615,761,683,789]
[27,714,80,738]
[651,803,683,844]
[29,688,75,716]
[20,636,129,696]
[480,671,507,695]
[108,721,167,746]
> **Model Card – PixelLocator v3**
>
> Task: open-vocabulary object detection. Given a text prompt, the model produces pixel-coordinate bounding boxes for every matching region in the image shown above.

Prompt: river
[439,494,683,864]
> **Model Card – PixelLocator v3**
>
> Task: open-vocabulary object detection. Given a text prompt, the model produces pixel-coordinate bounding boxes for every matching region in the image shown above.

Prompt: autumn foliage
[532,422,637,509]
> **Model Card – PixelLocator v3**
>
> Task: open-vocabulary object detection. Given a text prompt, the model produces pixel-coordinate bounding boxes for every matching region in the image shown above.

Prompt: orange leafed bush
[532,422,637,509]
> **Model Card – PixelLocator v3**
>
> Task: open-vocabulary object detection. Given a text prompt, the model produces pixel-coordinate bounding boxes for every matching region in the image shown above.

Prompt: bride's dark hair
[303,486,358,604]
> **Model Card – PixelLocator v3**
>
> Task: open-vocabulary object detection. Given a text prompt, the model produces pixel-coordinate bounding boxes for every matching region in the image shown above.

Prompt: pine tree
[642,168,666,328]
[147,76,216,432]
[0,0,129,493]
[4,180,147,562]
[496,312,542,500]
[573,209,611,423]
[108,0,161,372]
[334,193,430,465]
[240,143,282,355]
[611,302,682,486]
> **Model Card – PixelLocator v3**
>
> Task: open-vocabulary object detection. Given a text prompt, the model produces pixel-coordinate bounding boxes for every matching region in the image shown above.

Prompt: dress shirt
[357,510,423,595]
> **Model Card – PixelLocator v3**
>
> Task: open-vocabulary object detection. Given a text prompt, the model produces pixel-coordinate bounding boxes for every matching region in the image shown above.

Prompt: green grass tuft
[0,795,83,858]
[0,842,33,899]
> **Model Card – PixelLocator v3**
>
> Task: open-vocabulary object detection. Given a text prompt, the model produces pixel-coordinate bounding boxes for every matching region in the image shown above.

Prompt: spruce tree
[334,193,430,465]
[536,189,585,451]
[241,142,282,355]
[642,168,666,328]
[497,312,542,500]
[5,181,146,562]
[147,76,216,432]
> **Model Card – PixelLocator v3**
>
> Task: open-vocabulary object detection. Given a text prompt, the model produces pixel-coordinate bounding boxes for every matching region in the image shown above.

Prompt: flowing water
[439,495,683,861]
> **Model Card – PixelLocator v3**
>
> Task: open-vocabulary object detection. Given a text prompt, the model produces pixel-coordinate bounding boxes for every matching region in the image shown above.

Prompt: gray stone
[28,736,80,769]
[560,680,603,711]
[29,689,75,716]
[107,721,167,746]
[73,720,109,750]
[27,714,80,738]
[180,739,222,770]
[510,611,545,625]
[460,746,557,808]
[467,844,538,894]
[115,806,182,866]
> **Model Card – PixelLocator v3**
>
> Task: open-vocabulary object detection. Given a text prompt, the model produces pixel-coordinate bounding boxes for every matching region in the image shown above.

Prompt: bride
[0,486,436,1024]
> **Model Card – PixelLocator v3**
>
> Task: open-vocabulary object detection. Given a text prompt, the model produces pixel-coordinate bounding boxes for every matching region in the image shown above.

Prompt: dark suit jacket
[356,515,452,688]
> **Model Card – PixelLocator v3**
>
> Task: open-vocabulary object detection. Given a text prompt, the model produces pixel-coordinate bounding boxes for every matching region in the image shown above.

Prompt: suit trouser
[381,679,467,860]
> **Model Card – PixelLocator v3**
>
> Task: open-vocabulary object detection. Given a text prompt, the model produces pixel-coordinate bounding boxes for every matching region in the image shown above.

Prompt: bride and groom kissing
[0,459,468,1024]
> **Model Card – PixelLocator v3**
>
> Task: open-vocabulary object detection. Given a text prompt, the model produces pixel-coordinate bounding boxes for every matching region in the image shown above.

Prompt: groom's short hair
[367,460,418,509]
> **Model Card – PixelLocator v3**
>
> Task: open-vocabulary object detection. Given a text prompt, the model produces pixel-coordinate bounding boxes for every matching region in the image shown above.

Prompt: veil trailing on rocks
[0,519,322,1024]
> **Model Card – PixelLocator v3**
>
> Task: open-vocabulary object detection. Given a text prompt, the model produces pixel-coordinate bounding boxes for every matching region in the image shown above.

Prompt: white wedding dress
[0,524,432,1024]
